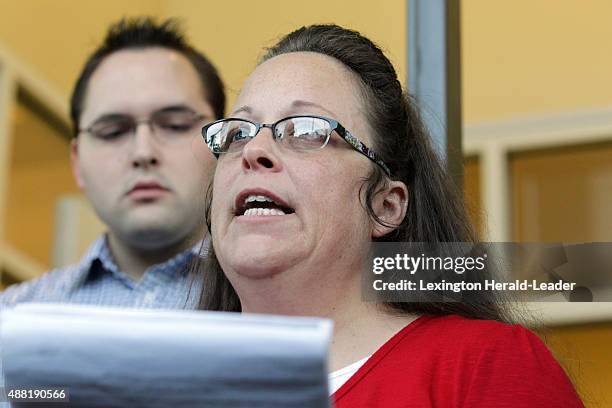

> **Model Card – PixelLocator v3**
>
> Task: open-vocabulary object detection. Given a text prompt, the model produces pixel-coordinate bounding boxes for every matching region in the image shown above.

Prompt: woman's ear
[371,180,409,238]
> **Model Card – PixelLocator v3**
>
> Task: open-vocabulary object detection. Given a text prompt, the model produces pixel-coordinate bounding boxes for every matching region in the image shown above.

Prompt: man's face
[72,47,216,250]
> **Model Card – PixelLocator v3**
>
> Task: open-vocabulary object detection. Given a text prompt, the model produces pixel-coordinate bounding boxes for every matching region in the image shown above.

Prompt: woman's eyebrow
[230,101,338,119]
[289,100,338,118]
[230,105,253,116]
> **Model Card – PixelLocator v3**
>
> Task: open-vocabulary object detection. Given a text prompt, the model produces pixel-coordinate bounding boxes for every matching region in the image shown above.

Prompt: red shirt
[332,315,583,407]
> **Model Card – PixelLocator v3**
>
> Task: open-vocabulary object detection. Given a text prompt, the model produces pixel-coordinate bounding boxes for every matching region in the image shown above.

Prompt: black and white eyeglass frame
[202,115,391,177]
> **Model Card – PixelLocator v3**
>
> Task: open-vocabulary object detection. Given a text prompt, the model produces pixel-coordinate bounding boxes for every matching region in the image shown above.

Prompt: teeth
[241,194,290,217]
[245,195,275,204]
[243,208,286,216]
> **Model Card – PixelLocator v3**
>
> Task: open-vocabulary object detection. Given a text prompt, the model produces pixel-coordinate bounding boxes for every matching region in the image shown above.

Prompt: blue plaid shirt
[0,235,205,309]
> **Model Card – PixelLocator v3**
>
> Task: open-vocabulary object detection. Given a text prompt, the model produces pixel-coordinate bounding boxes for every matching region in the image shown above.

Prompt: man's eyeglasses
[80,107,207,144]
[201,115,391,176]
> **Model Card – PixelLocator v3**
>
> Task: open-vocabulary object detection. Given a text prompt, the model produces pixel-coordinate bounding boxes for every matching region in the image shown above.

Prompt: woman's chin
[221,246,304,281]
[231,263,284,280]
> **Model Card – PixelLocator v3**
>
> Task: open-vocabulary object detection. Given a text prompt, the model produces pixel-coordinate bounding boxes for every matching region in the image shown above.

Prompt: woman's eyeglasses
[202,115,391,176]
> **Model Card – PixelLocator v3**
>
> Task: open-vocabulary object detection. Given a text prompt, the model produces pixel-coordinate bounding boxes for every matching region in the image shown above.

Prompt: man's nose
[130,121,160,169]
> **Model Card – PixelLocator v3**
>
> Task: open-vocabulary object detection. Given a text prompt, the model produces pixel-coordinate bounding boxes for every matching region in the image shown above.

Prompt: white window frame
[464,108,612,325]
[0,42,69,282]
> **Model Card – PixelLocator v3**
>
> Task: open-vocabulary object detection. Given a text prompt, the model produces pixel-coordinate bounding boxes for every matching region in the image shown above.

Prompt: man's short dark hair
[70,17,225,136]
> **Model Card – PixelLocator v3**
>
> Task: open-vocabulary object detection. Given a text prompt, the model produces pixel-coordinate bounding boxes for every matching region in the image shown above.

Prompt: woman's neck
[238,258,363,316]
[327,302,419,371]
[237,264,418,372]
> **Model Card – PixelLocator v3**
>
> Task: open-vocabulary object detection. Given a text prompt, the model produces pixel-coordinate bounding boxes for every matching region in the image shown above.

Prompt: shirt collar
[74,234,208,284]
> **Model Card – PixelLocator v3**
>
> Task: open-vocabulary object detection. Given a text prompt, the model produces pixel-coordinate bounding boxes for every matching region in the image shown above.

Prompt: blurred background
[0,0,610,405]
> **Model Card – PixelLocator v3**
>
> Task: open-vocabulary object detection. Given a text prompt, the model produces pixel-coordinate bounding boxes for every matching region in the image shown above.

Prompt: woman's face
[211,52,377,281]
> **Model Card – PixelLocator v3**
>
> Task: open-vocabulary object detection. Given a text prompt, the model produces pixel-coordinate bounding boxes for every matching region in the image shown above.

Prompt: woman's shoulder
[371,314,582,406]
[390,314,535,351]
[392,314,563,370]
[334,314,584,407]
[339,314,544,383]
[412,313,525,334]
[427,315,582,405]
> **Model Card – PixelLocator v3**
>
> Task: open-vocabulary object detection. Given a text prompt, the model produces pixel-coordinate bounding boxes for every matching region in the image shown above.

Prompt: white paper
[0,304,332,407]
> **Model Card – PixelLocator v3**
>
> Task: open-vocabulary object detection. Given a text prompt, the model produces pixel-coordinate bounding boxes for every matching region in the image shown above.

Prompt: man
[0,17,224,308]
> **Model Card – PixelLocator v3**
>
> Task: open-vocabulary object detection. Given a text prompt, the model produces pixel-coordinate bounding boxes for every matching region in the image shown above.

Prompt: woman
[199,25,583,407]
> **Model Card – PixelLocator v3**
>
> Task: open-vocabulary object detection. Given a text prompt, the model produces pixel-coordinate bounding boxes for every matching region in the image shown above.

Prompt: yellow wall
[0,0,162,96]
[462,0,612,122]
[4,0,612,123]
[540,323,612,407]
[5,99,80,266]
[4,1,612,122]
[0,0,406,112]
[164,0,406,109]
[463,157,482,236]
